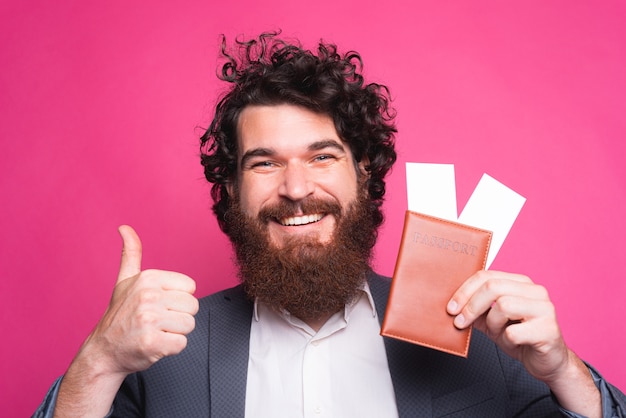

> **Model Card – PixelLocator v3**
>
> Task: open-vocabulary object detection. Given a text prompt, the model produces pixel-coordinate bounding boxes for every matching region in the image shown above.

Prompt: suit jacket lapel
[207,285,253,417]
[206,275,433,417]
[368,271,433,417]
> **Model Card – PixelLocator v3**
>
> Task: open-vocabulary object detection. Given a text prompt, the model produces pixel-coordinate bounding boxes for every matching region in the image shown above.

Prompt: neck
[303,313,335,332]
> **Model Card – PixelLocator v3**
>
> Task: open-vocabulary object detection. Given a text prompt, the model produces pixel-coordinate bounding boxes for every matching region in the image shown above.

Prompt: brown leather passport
[381,211,492,357]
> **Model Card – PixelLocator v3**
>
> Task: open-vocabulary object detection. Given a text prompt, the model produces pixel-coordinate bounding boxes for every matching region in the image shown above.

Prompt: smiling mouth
[279,214,323,226]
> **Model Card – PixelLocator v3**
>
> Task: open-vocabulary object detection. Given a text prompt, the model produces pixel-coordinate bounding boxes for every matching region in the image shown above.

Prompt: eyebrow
[240,139,347,168]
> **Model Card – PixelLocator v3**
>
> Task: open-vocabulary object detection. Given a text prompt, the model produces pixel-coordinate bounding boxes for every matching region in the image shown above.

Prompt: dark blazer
[111,272,568,417]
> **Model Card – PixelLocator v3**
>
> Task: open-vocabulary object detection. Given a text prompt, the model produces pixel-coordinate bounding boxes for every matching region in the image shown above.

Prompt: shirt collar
[253,280,377,322]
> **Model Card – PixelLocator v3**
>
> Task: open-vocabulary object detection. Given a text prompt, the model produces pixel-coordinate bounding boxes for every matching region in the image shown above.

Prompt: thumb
[117,225,142,283]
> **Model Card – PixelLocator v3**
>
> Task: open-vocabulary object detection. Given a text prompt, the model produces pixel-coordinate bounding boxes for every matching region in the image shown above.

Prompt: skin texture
[53,104,602,417]
[448,270,601,417]
[227,104,372,330]
[228,104,366,248]
[54,226,199,417]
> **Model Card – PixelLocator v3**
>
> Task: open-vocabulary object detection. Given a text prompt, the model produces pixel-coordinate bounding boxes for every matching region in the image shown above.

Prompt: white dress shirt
[245,284,398,418]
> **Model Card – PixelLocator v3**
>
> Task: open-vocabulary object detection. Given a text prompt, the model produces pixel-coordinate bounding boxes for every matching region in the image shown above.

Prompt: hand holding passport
[381,211,492,357]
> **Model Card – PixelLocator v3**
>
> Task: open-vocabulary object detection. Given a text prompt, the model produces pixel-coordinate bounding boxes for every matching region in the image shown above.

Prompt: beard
[225,190,378,322]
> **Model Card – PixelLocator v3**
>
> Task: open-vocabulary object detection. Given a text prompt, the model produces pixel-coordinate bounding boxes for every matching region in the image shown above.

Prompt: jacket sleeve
[32,377,62,418]
[32,376,116,418]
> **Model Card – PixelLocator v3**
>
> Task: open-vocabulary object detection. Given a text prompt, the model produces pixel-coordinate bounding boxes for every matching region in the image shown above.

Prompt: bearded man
[37,32,625,417]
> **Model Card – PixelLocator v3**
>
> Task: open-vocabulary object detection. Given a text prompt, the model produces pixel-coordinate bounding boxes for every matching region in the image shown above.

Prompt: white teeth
[280,214,323,226]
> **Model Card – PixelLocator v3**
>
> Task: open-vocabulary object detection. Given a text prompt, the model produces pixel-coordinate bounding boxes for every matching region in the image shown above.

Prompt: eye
[252,161,275,168]
[313,154,335,162]
[246,160,278,172]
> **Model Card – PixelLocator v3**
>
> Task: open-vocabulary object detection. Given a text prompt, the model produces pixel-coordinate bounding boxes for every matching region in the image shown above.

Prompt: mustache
[257,198,342,223]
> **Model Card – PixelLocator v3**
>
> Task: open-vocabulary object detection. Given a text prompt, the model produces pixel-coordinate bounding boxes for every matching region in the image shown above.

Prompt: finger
[159,333,189,357]
[484,297,556,340]
[159,311,197,335]
[138,331,190,362]
[495,316,561,355]
[137,271,197,298]
[453,277,544,329]
[481,298,515,336]
[160,273,197,295]
[163,290,199,316]
[447,270,532,315]
[480,295,530,337]
[117,225,142,283]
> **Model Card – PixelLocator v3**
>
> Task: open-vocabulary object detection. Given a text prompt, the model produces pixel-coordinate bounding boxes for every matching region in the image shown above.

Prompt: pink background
[1,1,625,415]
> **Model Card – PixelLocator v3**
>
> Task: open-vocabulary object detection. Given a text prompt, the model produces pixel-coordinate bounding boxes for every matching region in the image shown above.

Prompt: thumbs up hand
[54,226,199,416]
[84,225,199,375]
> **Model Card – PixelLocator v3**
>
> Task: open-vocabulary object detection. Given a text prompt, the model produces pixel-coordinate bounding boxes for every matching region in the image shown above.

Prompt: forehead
[236,104,343,152]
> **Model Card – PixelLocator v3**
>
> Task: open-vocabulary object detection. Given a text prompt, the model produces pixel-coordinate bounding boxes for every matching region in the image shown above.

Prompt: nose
[278,163,315,201]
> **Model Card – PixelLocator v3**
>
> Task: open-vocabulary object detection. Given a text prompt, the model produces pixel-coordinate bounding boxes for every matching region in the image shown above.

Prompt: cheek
[237,179,273,216]
[334,172,361,202]
[237,192,257,217]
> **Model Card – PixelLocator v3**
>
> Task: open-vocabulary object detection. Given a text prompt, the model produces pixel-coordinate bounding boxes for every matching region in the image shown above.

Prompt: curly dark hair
[200,31,397,234]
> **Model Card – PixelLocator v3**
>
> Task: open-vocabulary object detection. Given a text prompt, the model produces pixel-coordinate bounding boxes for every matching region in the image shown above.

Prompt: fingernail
[447,300,458,313]
[454,313,465,328]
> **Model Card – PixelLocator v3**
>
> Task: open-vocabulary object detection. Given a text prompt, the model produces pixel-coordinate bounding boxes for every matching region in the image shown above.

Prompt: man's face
[224,104,377,320]
[229,104,366,248]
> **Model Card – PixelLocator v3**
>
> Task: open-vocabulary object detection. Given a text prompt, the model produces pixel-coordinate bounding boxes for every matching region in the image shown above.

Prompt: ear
[357,156,370,177]
[225,180,235,197]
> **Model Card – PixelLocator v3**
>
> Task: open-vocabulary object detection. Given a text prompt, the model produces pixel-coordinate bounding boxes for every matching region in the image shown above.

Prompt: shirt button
[311,340,320,346]
[314,406,322,414]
